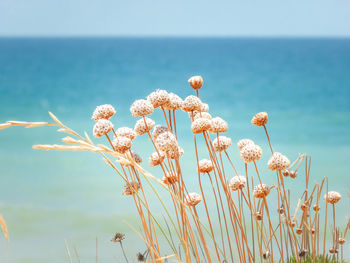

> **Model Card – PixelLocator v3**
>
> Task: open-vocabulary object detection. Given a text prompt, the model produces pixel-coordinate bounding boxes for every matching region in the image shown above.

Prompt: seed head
[148,151,165,166]
[263,251,270,260]
[313,205,320,211]
[123,181,140,195]
[240,144,262,163]
[184,192,202,206]
[166,146,184,159]
[121,151,142,167]
[209,117,228,133]
[134,117,155,135]
[163,92,183,110]
[296,228,303,235]
[111,232,125,243]
[147,89,170,108]
[237,139,255,151]
[155,131,178,152]
[130,99,154,117]
[93,119,114,138]
[198,159,214,173]
[201,103,209,112]
[329,248,336,254]
[253,184,271,198]
[194,112,212,120]
[324,191,341,204]
[213,136,232,152]
[229,176,247,191]
[251,112,268,126]
[339,238,346,245]
[92,104,116,121]
[182,95,202,112]
[115,127,137,140]
[152,125,168,140]
[136,252,146,262]
[290,171,297,178]
[267,152,290,171]
[255,212,263,221]
[301,203,308,211]
[112,136,132,154]
[188,75,203,90]
[191,118,211,133]
[283,170,290,177]
[162,172,178,185]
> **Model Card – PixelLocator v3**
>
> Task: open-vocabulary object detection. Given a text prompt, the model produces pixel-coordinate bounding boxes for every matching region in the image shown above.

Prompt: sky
[0,0,350,37]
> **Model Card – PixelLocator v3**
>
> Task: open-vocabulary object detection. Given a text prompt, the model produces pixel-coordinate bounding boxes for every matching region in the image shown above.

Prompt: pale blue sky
[0,0,349,37]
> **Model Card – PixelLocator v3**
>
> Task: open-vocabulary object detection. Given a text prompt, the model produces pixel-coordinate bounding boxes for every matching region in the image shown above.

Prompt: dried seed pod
[162,172,178,185]
[267,152,290,171]
[123,181,140,195]
[299,249,308,257]
[229,176,246,191]
[313,205,320,212]
[115,127,137,140]
[134,117,155,135]
[182,95,202,112]
[311,229,315,234]
[237,139,254,151]
[324,191,342,204]
[251,112,268,126]
[329,248,335,254]
[296,228,302,235]
[93,119,114,138]
[209,117,228,133]
[213,136,232,152]
[156,132,178,152]
[263,251,270,259]
[148,151,165,166]
[255,212,263,221]
[240,144,262,163]
[152,125,168,140]
[112,136,132,154]
[277,207,285,215]
[339,238,346,245]
[290,221,296,228]
[147,89,170,108]
[253,184,271,198]
[163,92,183,110]
[283,170,290,177]
[198,159,214,173]
[184,193,202,206]
[289,170,297,178]
[191,118,211,133]
[130,99,154,117]
[301,203,308,211]
[92,104,116,121]
[188,75,203,90]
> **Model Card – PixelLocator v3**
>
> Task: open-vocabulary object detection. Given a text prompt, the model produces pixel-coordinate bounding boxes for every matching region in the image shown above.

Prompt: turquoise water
[0,38,350,262]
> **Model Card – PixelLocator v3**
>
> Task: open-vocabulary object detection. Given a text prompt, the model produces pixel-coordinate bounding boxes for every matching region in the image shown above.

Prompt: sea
[0,37,350,262]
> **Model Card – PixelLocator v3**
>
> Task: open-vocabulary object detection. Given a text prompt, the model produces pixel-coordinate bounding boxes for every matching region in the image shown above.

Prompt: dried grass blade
[84,131,93,145]
[0,123,12,130]
[49,112,64,126]
[7,121,31,126]
[0,215,9,243]
[25,122,52,128]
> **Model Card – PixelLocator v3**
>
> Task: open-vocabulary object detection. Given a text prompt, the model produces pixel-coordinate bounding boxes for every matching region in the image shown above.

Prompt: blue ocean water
[0,38,350,262]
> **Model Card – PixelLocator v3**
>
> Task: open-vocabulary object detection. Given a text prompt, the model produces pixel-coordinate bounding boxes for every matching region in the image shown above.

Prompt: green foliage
[285,254,346,263]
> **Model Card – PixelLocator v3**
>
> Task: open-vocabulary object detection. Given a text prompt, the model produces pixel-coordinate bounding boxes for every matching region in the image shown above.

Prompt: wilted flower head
[240,144,262,163]
[184,192,202,206]
[237,139,255,150]
[123,181,140,195]
[253,184,271,198]
[194,112,212,120]
[209,117,228,133]
[92,104,116,121]
[148,151,165,166]
[213,136,232,152]
[201,103,209,112]
[191,118,211,134]
[130,99,154,117]
[267,152,290,171]
[182,95,202,112]
[93,119,114,138]
[134,117,155,135]
[163,92,183,110]
[111,232,125,243]
[188,75,203,90]
[229,176,247,191]
[155,131,178,152]
[166,146,184,159]
[162,172,178,185]
[152,125,168,140]
[324,191,341,204]
[112,136,132,154]
[251,112,268,126]
[115,127,137,140]
[198,159,214,173]
[147,89,170,108]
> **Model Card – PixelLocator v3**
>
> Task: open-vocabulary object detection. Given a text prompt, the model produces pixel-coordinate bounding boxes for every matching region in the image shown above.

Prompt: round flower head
[147,89,170,108]
[155,131,178,152]
[251,112,268,127]
[162,172,178,185]
[92,104,116,121]
[121,151,142,167]
[213,136,232,152]
[163,93,183,110]
[93,119,114,138]
[194,112,212,120]
[253,184,271,198]
[115,127,137,140]
[123,181,140,196]
[237,139,255,151]
[148,151,165,166]
[198,159,214,173]
[130,99,154,117]
[152,125,168,140]
[267,152,290,171]
[182,95,202,112]
[191,118,211,134]
[201,103,209,112]
[112,136,132,154]
[240,144,262,163]
[184,192,202,206]
[188,76,203,90]
[134,117,155,135]
[229,176,247,191]
[324,191,342,204]
[166,146,184,159]
[209,117,228,133]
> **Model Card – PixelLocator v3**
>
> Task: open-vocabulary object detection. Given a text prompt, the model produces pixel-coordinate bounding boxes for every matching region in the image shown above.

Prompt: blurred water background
[0,37,350,262]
